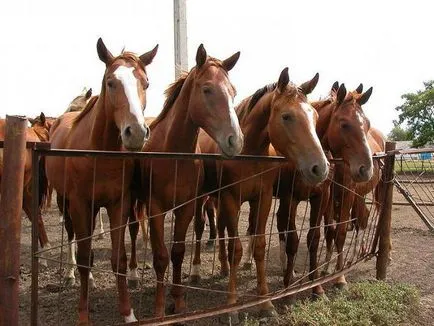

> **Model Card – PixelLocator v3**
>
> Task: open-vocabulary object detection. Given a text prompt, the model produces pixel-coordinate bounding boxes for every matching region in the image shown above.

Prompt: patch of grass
[283,281,420,326]
[395,159,433,173]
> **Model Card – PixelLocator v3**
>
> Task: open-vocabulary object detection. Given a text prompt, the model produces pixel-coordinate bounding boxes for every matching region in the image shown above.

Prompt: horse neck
[155,77,199,153]
[241,94,272,155]
[314,102,333,150]
[87,91,122,151]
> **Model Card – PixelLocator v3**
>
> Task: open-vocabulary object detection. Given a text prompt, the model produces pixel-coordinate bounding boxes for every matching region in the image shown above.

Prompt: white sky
[1,0,433,135]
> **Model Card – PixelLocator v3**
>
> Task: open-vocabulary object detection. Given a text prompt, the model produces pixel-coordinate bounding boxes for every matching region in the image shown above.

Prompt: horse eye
[203,87,212,95]
[341,122,351,130]
[282,113,292,122]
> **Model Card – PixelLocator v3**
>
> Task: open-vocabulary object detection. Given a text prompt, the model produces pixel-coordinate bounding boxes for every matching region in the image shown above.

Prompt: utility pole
[173,0,188,79]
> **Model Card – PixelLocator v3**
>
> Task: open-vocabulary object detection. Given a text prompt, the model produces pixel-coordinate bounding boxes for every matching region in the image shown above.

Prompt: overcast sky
[1,0,433,135]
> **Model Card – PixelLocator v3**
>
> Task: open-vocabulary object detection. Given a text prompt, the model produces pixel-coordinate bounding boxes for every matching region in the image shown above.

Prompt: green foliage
[284,281,419,326]
[395,80,434,147]
[387,125,412,141]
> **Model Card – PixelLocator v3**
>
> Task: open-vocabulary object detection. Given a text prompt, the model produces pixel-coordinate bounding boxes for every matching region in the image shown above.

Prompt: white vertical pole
[173,0,188,79]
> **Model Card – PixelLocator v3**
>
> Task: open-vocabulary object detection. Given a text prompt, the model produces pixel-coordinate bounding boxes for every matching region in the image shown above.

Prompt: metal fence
[0,139,395,325]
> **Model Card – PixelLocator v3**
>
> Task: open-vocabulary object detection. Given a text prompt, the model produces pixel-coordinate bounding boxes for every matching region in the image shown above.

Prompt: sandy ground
[16,185,434,325]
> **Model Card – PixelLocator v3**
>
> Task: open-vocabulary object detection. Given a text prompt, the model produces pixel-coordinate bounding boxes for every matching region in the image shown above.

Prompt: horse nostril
[227,135,235,148]
[144,125,150,140]
[359,165,366,176]
[311,165,320,176]
[125,126,132,137]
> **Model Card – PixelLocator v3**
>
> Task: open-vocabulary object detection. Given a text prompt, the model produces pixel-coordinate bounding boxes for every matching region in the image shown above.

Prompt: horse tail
[38,155,49,209]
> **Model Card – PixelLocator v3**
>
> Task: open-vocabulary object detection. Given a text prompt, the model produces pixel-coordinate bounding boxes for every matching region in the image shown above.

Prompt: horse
[134,44,242,317]
[45,38,158,324]
[267,82,373,300]
[0,112,50,265]
[194,68,329,320]
[316,83,385,289]
[65,87,93,113]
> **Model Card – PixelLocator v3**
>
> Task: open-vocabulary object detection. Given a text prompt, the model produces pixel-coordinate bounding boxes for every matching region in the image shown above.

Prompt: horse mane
[72,96,99,126]
[150,58,235,130]
[149,72,188,129]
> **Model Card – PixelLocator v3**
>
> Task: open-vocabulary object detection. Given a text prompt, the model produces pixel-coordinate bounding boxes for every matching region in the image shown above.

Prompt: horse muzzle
[121,123,150,151]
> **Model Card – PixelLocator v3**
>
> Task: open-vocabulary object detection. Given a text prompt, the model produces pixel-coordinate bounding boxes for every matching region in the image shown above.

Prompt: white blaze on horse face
[113,65,145,126]
[222,83,241,136]
[301,102,322,149]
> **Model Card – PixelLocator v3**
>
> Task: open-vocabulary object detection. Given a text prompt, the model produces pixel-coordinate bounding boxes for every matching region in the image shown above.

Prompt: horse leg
[135,199,151,269]
[127,202,139,288]
[170,203,196,314]
[218,194,242,323]
[68,199,95,325]
[283,200,299,290]
[22,188,50,268]
[206,197,217,248]
[217,205,229,277]
[333,189,354,289]
[148,201,169,317]
[192,198,205,283]
[249,194,276,317]
[106,197,137,323]
[276,195,290,273]
[322,194,335,275]
[307,192,329,298]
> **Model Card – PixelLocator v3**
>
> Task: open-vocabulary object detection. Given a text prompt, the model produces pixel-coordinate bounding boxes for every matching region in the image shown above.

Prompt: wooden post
[0,115,28,326]
[376,141,396,280]
[173,0,188,79]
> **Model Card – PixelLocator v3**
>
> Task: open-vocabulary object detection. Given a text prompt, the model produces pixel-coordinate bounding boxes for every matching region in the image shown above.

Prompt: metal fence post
[0,115,28,326]
[376,141,396,280]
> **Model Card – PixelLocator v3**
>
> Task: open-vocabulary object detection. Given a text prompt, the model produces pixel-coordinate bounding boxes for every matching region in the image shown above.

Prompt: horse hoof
[311,292,328,301]
[206,240,215,250]
[97,233,105,240]
[128,279,139,289]
[89,278,97,289]
[320,270,330,277]
[241,262,252,270]
[334,282,348,291]
[259,307,278,318]
[39,259,48,270]
[190,275,201,285]
[65,277,76,287]
[220,269,229,278]
[219,312,240,325]
[144,262,152,270]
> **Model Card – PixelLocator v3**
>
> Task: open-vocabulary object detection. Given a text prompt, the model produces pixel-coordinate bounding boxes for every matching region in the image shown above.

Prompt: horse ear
[336,84,347,106]
[222,51,240,72]
[355,83,363,94]
[28,118,35,125]
[277,67,290,93]
[357,87,373,105]
[196,44,207,68]
[85,88,92,100]
[331,81,339,92]
[299,73,319,95]
[97,38,114,66]
[139,44,159,66]
[39,112,46,124]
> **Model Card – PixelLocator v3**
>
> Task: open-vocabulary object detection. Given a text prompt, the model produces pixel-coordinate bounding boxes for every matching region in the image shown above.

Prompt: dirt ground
[17,186,434,325]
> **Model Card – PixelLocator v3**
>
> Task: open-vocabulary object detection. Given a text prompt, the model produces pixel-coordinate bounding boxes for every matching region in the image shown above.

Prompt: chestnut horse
[135,44,242,317]
[65,87,93,113]
[45,38,157,324]
[270,82,372,299]
[317,83,385,288]
[0,113,50,262]
[194,68,329,320]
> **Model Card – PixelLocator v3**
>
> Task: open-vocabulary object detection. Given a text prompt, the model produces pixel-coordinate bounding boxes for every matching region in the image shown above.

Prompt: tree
[395,80,434,147]
[387,125,412,141]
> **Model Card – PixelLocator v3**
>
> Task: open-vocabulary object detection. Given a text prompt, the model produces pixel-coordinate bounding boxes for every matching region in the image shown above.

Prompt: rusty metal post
[31,145,40,326]
[0,115,28,326]
[376,141,396,280]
